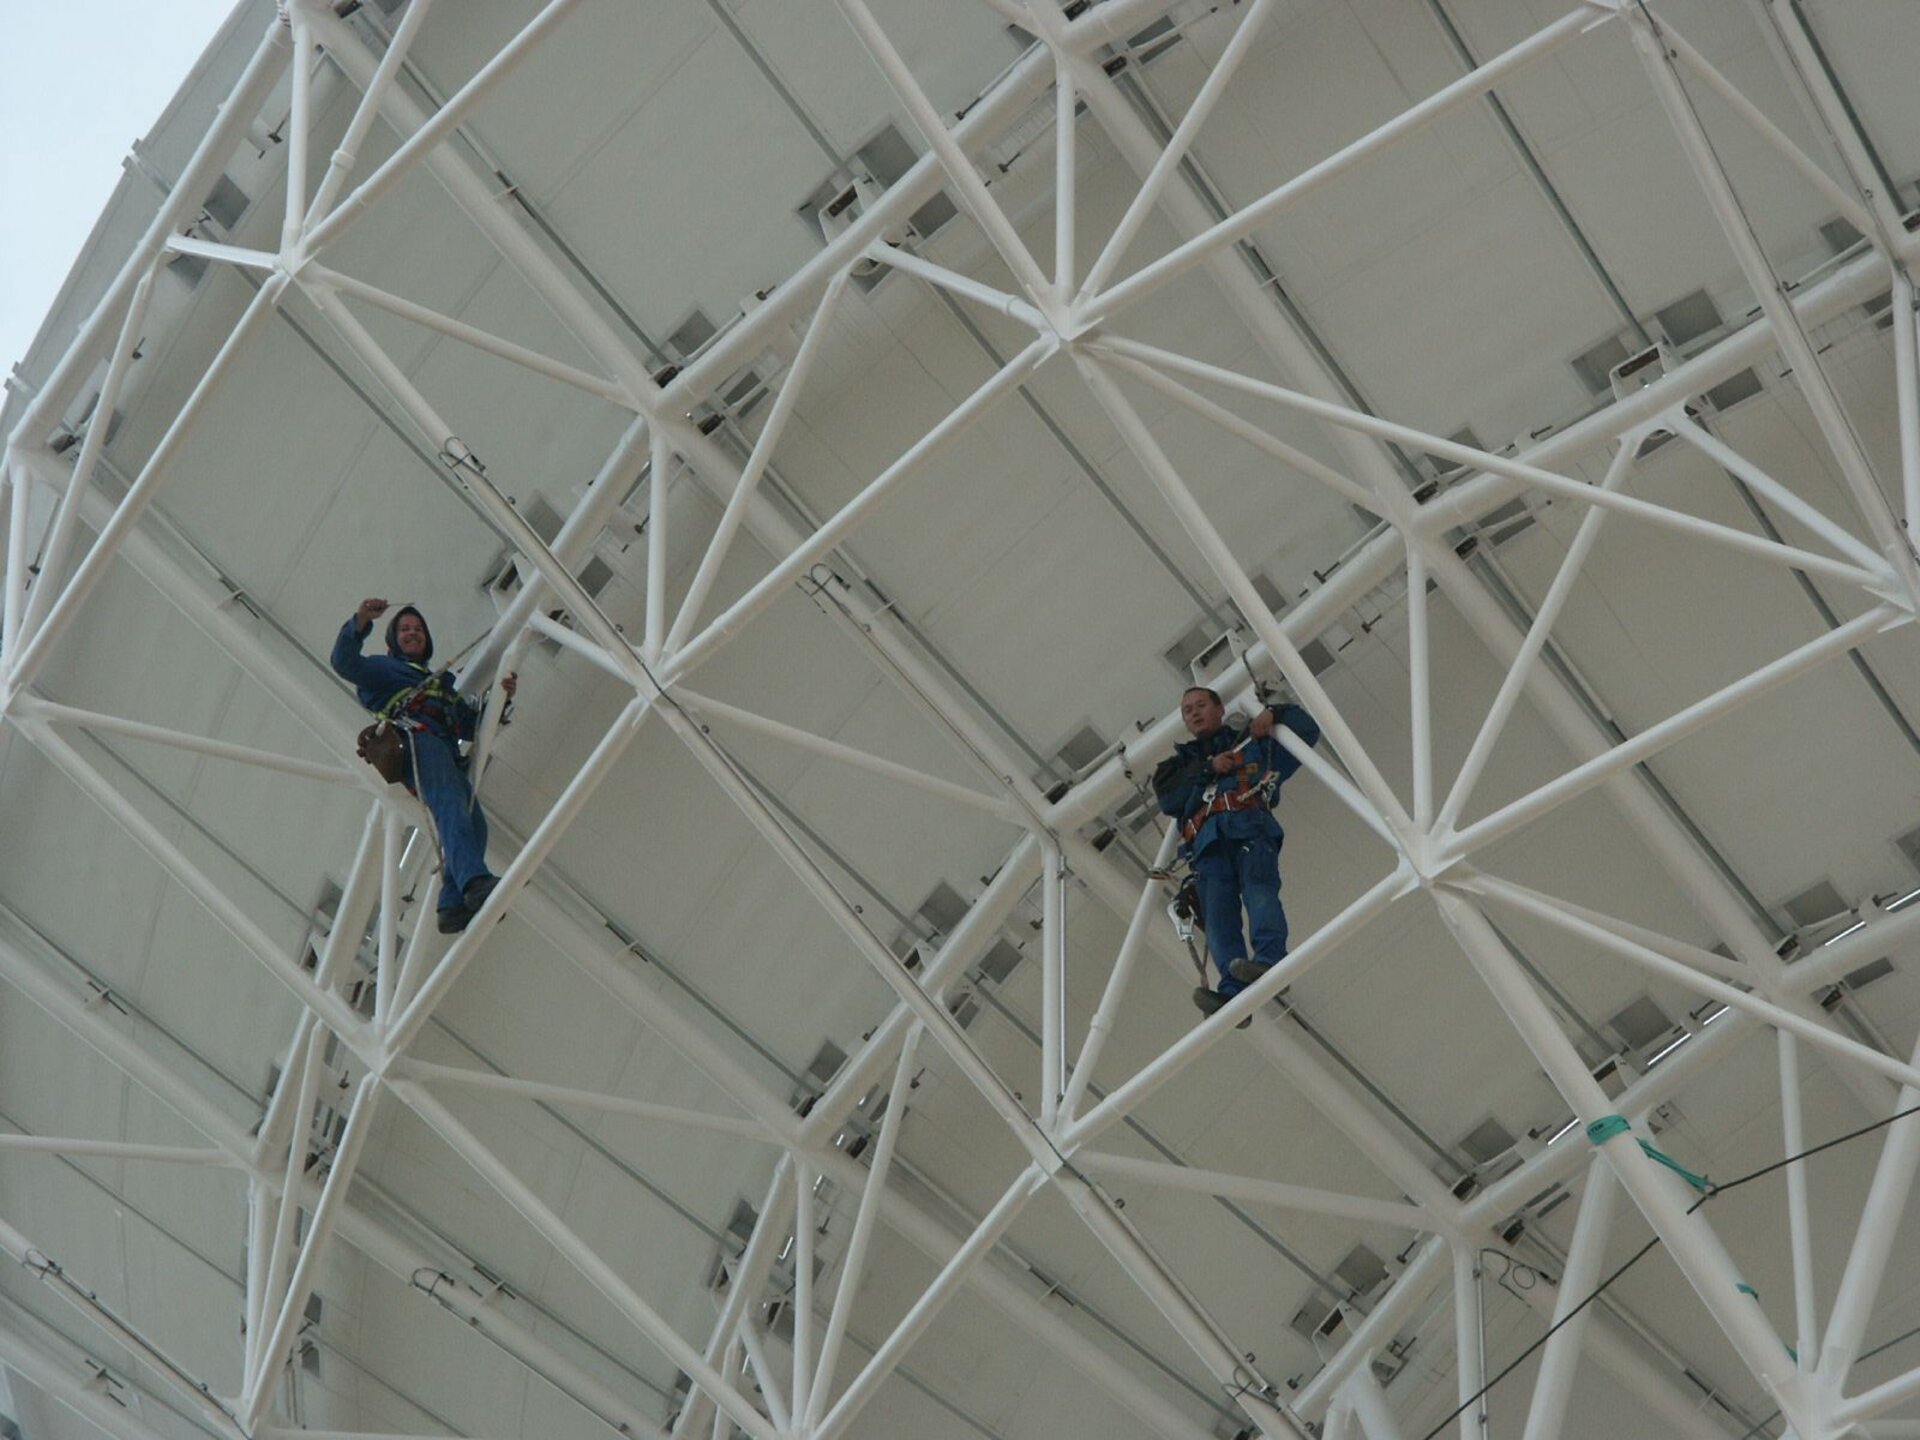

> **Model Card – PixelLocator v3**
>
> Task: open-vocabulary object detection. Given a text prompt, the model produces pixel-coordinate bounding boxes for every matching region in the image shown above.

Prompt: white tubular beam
[797,835,1042,1151]
[737,1322,790,1434]
[19,262,160,643]
[1817,1035,1920,1389]
[302,0,436,228]
[1061,822,1178,1123]
[830,0,1056,312]
[0,1133,232,1165]
[1041,838,1066,1132]
[1897,269,1920,541]
[14,719,373,1049]
[1063,864,1410,1151]
[7,274,289,697]
[388,1079,780,1440]
[1078,0,1276,301]
[16,695,363,789]
[1074,352,1412,834]
[1671,415,1887,576]
[644,426,671,663]
[1101,352,1388,515]
[385,695,651,1053]
[1080,5,1605,326]
[6,18,290,450]
[807,1026,922,1431]
[465,412,650,691]
[1468,874,1753,986]
[863,243,1046,329]
[651,698,1045,1153]
[1626,6,1919,601]
[1660,20,1875,239]
[374,809,402,1031]
[254,1024,327,1394]
[1520,1158,1618,1440]
[1072,1152,1430,1231]
[1343,1361,1409,1440]
[242,1076,383,1432]
[1834,1367,1920,1432]
[0,1308,208,1440]
[815,1166,1048,1440]
[1297,1240,1451,1418]
[1452,1244,1488,1440]
[1093,336,1889,595]
[400,1059,776,1143]
[1778,1033,1817,1373]
[791,1160,817,1426]
[671,687,1021,821]
[1464,872,1920,1094]
[1,459,28,658]
[672,1157,794,1440]
[664,334,1056,683]
[1446,605,1900,861]
[1432,890,1810,1432]
[281,10,316,251]
[1407,541,1434,830]
[1053,52,1076,303]
[303,0,591,256]
[1437,436,1639,832]
[302,263,628,404]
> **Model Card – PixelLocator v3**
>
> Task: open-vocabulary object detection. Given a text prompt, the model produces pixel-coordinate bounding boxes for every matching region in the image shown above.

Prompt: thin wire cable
[1415,1101,1920,1440]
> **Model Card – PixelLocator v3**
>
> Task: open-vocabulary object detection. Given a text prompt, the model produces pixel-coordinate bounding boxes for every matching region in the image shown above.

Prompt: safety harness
[1178,738,1283,846]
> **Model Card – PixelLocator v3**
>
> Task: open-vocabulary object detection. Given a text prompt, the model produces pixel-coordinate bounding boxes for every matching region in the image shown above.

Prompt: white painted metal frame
[3,1,1920,1438]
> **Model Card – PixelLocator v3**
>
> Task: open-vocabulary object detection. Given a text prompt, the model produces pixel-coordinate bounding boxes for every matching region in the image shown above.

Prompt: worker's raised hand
[1248,707,1276,740]
[355,597,389,628]
[500,672,517,699]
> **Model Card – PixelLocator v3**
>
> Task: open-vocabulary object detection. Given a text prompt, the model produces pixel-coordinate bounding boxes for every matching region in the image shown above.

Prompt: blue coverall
[1154,703,1320,997]
[331,610,494,919]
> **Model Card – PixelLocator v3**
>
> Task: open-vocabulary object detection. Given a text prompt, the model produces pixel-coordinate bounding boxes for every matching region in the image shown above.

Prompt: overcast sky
[0,1,239,377]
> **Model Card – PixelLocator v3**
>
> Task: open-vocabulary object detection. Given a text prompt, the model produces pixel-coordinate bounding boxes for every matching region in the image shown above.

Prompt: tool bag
[355,720,409,786]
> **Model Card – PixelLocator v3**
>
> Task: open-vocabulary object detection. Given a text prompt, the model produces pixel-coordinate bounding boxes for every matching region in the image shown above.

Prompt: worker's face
[395,614,429,659]
[1181,689,1224,739]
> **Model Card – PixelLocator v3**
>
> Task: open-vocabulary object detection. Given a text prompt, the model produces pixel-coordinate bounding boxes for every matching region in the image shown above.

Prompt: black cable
[1415,1102,1920,1440]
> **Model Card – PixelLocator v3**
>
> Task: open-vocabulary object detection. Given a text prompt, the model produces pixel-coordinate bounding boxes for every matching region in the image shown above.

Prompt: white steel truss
[3,2,1920,1439]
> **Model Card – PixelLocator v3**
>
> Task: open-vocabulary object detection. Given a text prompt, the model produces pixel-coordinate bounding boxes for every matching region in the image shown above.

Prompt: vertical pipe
[1452,1244,1487,1440]
[1040,837,1065,1130]
[809,1027,923,1429]
[20,265,161,644]
[1053,57,1076,304]
[790,1161,816,1426]
[664,267,851,658]
[1893,269,1920,542]
[1405,542,1434,832]
[258,1026,326,1354]
[1,458,30,661]
[374,809,402,1032]
[1778,1032,1818,1371]
[281,15,314,252]
[644,425,669,663]
[8,274,289,696]
[1061,822,1179,1122]
[1520,1159,1619,1440]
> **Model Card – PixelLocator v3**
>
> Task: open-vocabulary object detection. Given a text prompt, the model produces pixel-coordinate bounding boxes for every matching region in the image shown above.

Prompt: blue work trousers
[404,730,493,913]
[1193,833,1288,996]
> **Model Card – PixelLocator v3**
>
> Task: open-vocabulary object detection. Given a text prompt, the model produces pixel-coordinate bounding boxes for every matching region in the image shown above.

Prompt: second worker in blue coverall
[1153,686,1320,1019]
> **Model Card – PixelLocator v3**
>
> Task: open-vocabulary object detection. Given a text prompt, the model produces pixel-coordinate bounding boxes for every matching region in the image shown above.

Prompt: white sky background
[0,1,239,376]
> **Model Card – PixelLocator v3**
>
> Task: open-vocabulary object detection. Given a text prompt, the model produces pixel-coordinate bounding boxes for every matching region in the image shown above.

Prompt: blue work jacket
[1152,702,1320,858]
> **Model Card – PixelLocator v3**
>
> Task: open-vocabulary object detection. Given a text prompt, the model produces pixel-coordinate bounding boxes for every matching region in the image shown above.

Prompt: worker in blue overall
[332,598,516,933]
[1153,686,1320,1019]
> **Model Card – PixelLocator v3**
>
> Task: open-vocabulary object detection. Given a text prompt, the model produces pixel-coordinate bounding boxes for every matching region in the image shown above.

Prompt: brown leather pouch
[356,722,408,786]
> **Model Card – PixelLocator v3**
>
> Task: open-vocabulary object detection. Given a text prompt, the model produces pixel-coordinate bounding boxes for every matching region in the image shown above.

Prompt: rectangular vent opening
[577,554,614,599]
[1459,1117,1515,1166]
[1784,879,1849,929]
[1843,956,1895,991]
[1055,723,1108,773]
[918,881,969,934]
[1655,288,1723,349]
[1608,996,1674,1052]
[666,309,718,362]
[978,939,1023,985]
[1704,367,1764,412]
[1334,1243,1389,1297]
[1570,334,1632,396]
[203,174,251,232]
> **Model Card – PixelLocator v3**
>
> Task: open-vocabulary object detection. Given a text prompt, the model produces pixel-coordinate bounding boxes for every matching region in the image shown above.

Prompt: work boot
[436,904,471,935]
[1228,955,1271,986]
[1190,987,1251,1029]
[462,873,499,914]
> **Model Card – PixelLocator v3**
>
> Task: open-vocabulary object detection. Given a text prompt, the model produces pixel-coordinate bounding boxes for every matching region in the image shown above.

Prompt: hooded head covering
[384,605,434,664]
